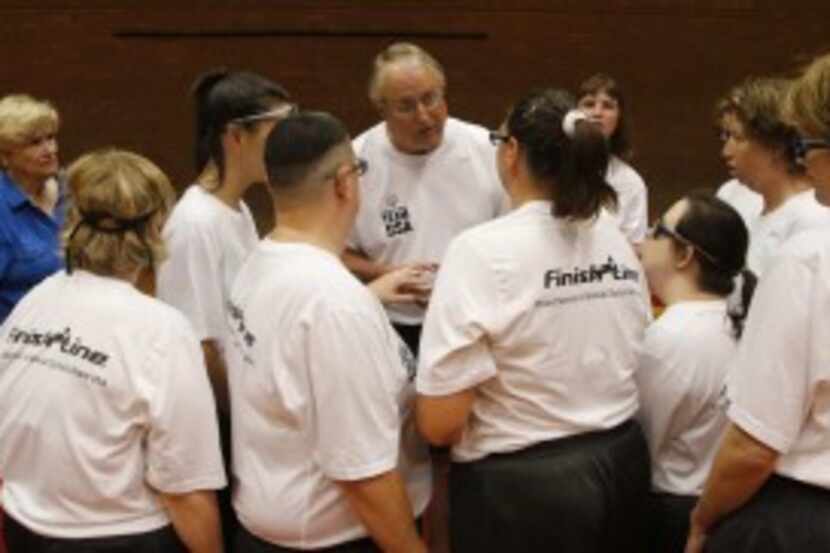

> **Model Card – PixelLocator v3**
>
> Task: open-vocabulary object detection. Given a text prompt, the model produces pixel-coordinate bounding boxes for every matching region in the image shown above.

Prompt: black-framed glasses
[648,219,720,266]
[325,158,368,182]
[793,136,830,163]
[230,103,299,126]
[489,130,510,145]
[351,158,369,177]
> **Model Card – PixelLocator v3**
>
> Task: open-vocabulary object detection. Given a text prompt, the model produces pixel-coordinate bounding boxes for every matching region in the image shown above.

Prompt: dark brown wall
[3,1,830,228]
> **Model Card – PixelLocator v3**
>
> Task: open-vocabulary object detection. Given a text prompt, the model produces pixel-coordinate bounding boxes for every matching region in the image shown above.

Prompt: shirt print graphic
[381,194,414,238]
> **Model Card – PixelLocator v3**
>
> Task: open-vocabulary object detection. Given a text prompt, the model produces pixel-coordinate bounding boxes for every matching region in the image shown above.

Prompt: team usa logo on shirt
[6,326,109,367]
[543,256,640,289]
[381,194,414,238]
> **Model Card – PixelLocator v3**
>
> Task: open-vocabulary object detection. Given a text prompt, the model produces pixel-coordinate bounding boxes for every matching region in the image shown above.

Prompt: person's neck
[268,208,345,256]
[509,178,547,209]
[8,168,48,201]
[660,277,722,307]
[758,171,811,214]
[211,164,250,210]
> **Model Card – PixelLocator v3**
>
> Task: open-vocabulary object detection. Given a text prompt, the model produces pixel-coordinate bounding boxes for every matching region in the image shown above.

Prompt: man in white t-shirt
[226,111,430,553]
[343,42,509,355]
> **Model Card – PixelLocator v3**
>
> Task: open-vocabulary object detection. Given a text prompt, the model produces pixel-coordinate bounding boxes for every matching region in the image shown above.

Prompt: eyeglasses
[325,158,368,182]
[230,103,299,126]
[647,219,720,266]
[350,158,369,177]
[384,89,444,117]
[489,131,510,145]
[793,136,830,163]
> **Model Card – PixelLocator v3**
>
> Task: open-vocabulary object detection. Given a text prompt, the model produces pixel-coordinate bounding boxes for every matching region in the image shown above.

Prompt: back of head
[674,191,756,337]
[0,94,59,154]
[264,111,350,200]
[506,88,616,220]
[784,52,830,139]
[716,76,802,174]
[578,73,631,158]
[191,68,291,177]
[368,42,446,105]
[63,149,175,277]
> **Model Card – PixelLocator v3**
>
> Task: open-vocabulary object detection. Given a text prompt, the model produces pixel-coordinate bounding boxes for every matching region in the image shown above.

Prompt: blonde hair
[368,42,446,105]
[784,52,830,138]
[63,149,175,277]
[0,94,59,151]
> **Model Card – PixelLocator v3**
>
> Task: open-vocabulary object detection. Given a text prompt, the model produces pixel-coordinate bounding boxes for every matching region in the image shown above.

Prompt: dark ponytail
[727,269,757,339]
[671,191,756,339]
[506,88,616,221]
[189,68,291,179]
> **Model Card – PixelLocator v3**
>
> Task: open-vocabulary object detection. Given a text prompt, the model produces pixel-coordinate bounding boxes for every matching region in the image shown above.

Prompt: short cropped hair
[368,42,446,106]
[265,111,350,193]
[0,94,59,152]
[716,77,802,173]
[63,149,175,277]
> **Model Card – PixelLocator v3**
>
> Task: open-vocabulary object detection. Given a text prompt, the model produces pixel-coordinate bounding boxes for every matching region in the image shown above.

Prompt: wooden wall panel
[2,2,829,229]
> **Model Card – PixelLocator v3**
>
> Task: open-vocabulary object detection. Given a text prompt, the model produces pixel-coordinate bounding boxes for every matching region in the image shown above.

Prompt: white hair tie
[562,109,588,138]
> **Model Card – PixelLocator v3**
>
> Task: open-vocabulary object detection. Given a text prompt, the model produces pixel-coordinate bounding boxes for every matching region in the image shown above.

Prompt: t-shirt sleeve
[727,251,813,453]
[143,318,227,493]
[620,169,648,244]
[417,235,500,396]
[156,216,225,341]
[305,303,402,481]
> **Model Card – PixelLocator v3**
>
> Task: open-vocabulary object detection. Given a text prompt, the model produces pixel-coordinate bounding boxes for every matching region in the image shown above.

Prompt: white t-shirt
[157,184,259,344]
[226,241,431,549]
[744,188,830,276]
[636,301,736,496]
[728,229,830,489]
[417,201,651,462]
[605,156,648,244]
[0,270,226,538]
[716,178,763,228]
[348,117,510,324]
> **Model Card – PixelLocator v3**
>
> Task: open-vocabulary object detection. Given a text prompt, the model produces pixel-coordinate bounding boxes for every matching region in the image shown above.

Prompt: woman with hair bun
[685,53,830,553]
[578,73,649,244]
[416,88,652,553]
[0,149,226,553]
[636,191,755,553]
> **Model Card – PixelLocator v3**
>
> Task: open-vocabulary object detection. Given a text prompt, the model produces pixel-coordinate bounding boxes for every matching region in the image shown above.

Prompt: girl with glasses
[637,192,755,553]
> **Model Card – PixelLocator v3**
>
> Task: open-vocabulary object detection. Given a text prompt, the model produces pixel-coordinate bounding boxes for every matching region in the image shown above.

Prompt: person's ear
[674,244,695,270]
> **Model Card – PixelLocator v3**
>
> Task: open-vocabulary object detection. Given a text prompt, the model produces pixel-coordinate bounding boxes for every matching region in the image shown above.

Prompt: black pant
[234,524,379,553]
[217,407,238,552]
[3,514,185,553]
[392,323,422,358]
[648,492,697,553]
[449,420,651,553]
[706,474,830,553]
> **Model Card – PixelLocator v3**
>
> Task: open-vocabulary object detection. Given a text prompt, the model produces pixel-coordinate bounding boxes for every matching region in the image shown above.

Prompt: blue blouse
[0,171,67,324]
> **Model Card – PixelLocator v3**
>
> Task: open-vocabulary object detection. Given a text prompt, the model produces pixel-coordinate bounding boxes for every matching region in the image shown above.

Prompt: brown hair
[784,52,830,139]
[578,73,632,159]
[63,149,175,277]
[716,77,802,174]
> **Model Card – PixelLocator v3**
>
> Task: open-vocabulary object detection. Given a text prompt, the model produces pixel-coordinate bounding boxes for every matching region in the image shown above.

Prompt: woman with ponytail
[635,191,755,553]
[415,88,652,553]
